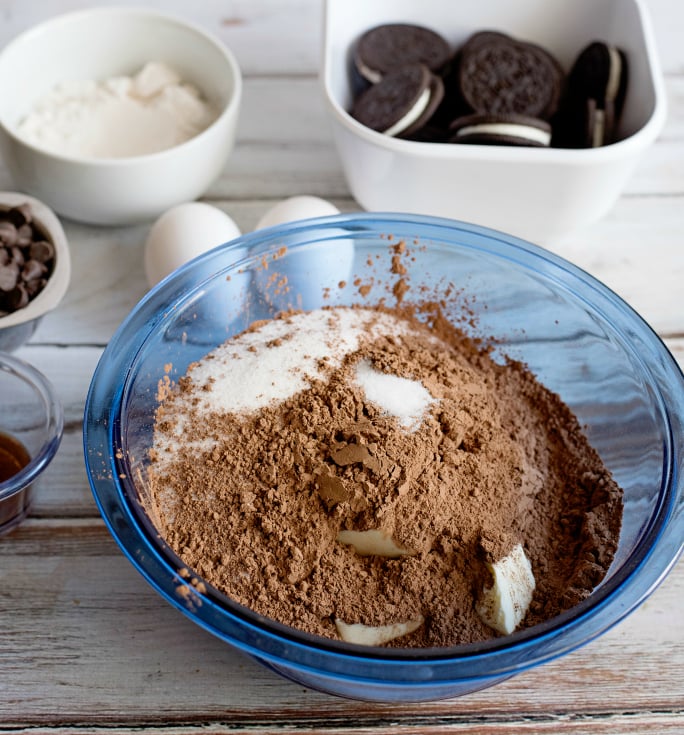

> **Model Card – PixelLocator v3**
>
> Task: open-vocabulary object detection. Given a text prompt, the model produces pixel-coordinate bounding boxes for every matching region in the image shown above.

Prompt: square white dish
[322,0,666,243]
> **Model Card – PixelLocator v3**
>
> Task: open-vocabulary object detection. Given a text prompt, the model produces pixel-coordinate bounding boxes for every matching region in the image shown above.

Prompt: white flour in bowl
[16,61,217,158]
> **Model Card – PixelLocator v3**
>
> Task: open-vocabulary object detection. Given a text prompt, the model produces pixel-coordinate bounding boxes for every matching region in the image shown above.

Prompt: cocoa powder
[145,304,622,647]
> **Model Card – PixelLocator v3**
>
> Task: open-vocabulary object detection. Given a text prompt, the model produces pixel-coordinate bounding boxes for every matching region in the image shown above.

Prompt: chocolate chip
[5,204,33,228]
[4,283,29,310]
[16,224,33,248]
[10,246,25,267]
[0,262,20,291]
[0,222,17,247]
[25,277,47,298]
[29,239,55,263]
[22,259,47,281]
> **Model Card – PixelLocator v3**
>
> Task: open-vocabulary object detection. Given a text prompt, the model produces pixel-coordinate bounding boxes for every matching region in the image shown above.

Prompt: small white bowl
[0,7,242,226]
[322,0,667,242]
[0,192,70,351]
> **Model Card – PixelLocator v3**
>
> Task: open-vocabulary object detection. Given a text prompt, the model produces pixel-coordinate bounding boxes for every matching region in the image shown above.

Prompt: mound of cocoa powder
[145,303,622,647]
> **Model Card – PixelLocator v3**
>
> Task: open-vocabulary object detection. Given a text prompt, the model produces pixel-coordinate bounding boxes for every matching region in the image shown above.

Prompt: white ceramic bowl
[0,7,242,225]
[0,192,70,351]
[322,0,667,243]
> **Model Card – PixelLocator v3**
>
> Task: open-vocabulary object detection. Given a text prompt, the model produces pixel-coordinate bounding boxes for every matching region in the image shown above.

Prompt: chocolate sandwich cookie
[354,23,451,84]
[350,63,444,138]
[457,31,564,120]
[555,40,628,147]
[449,113,552,147]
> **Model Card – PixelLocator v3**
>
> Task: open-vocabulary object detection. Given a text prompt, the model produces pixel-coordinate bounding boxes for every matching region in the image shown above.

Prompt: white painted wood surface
[1,0,682,732]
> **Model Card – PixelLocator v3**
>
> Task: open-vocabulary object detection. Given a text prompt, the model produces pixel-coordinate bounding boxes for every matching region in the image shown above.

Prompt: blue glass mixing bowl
[84,214,683,702]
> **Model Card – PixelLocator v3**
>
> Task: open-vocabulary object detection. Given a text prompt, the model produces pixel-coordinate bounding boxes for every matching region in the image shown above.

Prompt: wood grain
[13,190,682,349]
[3,717,684,735]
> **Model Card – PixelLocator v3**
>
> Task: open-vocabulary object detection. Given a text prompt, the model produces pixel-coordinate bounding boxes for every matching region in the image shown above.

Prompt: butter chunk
[335,615,424,645]
[337,528,413,557]
[476,543,535,635]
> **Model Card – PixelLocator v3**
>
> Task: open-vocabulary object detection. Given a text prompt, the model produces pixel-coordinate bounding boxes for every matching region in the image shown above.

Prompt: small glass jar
[0,351,63,534]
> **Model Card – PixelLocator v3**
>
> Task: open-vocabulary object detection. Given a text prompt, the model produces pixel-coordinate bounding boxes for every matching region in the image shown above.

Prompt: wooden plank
[646,0,684,76]
[0,0,323,79]
[15,192,682,348]
[667,337,684,366]
[2,712,684,735]
[543,196,684,336]
[0,0,681,77]
[29,428,98,518]
[0,519,681,724]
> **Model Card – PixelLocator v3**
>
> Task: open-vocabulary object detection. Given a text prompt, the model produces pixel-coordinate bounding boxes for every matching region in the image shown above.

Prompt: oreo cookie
[450,113,552,147]
[350,64,444,138]
[457,31,564,120]
[554,41,628,147]
[347,24,629,150]
[354,23,451,84]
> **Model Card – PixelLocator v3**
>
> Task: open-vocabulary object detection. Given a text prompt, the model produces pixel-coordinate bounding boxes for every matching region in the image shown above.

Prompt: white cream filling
[454,122,551,146]
[383,86,431,137]
[589,46,621,146]
[605,45,623,103]
[592,108,606,148]
[357,59,383,85]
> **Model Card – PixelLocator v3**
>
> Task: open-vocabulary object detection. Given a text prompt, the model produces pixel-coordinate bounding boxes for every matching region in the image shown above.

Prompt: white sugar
[181,307,411,415]
[152,307,435,469]
[355,359,435,430]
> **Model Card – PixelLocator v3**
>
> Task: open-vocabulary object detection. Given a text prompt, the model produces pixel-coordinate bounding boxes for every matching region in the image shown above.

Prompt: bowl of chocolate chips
[83,213,683,702]
[0,192,71,352]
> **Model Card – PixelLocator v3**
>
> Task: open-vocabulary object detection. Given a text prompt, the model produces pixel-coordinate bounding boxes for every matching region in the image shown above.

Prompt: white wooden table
[1,1,682,732]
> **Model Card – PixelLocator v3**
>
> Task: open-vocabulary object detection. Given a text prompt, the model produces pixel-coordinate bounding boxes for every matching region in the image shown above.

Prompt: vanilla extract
[0,430,30,483]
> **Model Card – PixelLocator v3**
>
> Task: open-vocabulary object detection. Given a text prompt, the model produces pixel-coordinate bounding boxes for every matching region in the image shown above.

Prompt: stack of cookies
[350,24,627,149]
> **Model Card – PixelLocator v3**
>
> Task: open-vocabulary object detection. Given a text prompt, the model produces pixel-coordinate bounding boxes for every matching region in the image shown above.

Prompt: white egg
[144,202,242,288]
[255,195,340,230]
